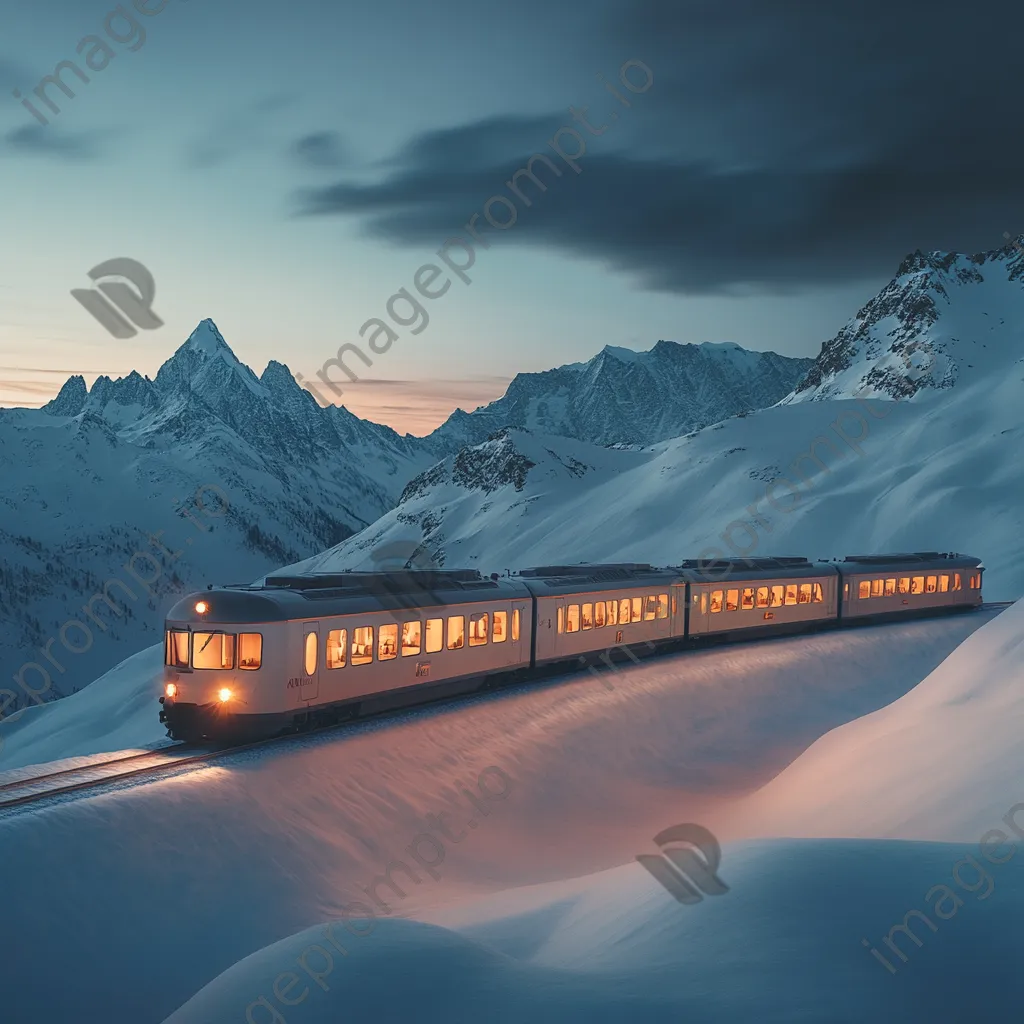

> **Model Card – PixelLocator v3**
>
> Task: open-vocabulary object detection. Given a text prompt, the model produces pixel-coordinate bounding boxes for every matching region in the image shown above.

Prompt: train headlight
[195,601,209,615]
[218,687,233,703]
[165,683,177,698]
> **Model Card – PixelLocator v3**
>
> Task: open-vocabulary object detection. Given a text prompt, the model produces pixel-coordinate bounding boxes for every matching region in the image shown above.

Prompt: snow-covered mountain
[282,241,1024,600]
[0,320,437,705]
[424,340,813,455]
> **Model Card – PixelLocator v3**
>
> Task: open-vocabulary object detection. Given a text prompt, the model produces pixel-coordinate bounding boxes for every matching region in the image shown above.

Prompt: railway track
[1,600,1012,813]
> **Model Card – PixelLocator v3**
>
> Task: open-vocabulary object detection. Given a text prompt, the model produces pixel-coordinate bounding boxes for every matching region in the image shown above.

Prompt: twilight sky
[1,0,1022,434]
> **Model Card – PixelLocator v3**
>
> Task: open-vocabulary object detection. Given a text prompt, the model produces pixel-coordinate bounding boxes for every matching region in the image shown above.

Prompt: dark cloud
[2,124,98,160]
[293,0,1024,294]
[292,131,348,169]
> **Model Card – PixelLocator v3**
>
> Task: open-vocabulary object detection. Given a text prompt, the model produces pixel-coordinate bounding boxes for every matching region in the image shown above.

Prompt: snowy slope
[284,241,1024,599]
[719,593,1024,844]
[425,339,812,455]
[0,606,1003,1024]
[0,320,437,707]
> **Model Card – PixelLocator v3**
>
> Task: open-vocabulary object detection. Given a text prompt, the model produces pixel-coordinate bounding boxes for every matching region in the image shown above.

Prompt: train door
[689,586,709,636]
[509,602,527,663]
[670,584,687,638]
[301,621,320,701]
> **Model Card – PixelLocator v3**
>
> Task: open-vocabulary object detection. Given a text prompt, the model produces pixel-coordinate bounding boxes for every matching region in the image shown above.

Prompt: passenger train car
[159,551,984,743]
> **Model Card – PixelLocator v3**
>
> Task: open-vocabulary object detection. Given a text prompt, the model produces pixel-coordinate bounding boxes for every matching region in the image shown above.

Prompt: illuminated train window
[645,595,658,620]
[785,585,798,606]
[512,609,520,641]
[402,621,421,656]
[812,583,824,603]
[327,629,347,669]
[469,613,489,646]
[606,600,618,625]
[756,588,769,609]
[165,630,190,668]
[379,624,398,660]
[493,611,507,642]
[658,593,669,618]
[799,584,812,604]
[425,618,443,653]
[447,616,466,649]
[953,573,962,591]
[741,589,755,611]
[939,575,950,592]
[238,633,262,670]
[619,598,632,624]
[352,627,373,666]
[303,632,317,675]
[771,586,784,607]
[595,602,606,628]
[631,597,643,622]
[926,576,937,594]
[884,578,896,596]
[871,579,884,598]
[710,591,723,613]
[195,632,235,670]
[582,604,594,630]
[859,580,871,599]
[898,578,910,594]
[726,590,739,612]
[911,577,925,595]
[566,605,580,632]
[557,607,565,634]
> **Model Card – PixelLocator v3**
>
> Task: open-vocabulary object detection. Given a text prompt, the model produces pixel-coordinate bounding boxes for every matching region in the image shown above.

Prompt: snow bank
[723,598,1024,843]
[0,644,168,772]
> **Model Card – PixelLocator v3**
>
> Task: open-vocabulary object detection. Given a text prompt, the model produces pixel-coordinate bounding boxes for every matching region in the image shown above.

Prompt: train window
[871,579,884,598]
[303,632,317,676]
[401,621,421,656]
[512,608,520,641]
[710,591,723,613]
[379,624,398,660]
[469,612,489,646]
[812,583,824,603]
[326,629,347,669]
[726,590,739,612]
[582,603,594,630]
[898,577,910,594]
[557,607,565,634]
[953,573,962,591]
[166,630,190,668]
[566,605,580,632]
[645,595,657,620]
[785,585,798,606]
[447,616,466,650]
[741,588,755,610]
[858,581,871,599]
[939,574,950,593]
[194,632,235,670]
[619,598,631,623]
[632,597,643,621]
[595,602,606,628]
[658,594,669,618]
[701,593,707,614]
[493,611,507,642]
[671,594,677,616]
[844,583,849,599]
[926,576,937,594]
[799,584,812,604]
[971,574,980,589]
[238,633,262,670]
[607,599,618,625]
[884,578,896,596]
[425,618,443,653]
[756,587,769,609]
[352,627,373,666]
[771,586,784,608]
[911,576,925,595]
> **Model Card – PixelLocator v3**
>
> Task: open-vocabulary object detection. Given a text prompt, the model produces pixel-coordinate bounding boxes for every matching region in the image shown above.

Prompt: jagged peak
[42,374,87,416]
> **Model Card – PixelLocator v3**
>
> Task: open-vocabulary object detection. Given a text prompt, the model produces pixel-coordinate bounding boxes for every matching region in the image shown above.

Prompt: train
[159,552,984,743]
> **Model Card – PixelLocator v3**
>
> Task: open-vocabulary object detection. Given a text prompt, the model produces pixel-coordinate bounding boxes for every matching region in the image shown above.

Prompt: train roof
[674,556,840,583]
[166,570,533,623]
[830,552,983,574]
[514,563,682,597]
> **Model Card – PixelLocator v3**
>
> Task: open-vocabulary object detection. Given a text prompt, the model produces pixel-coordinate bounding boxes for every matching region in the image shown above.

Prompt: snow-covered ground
[0,605,1013,1023]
